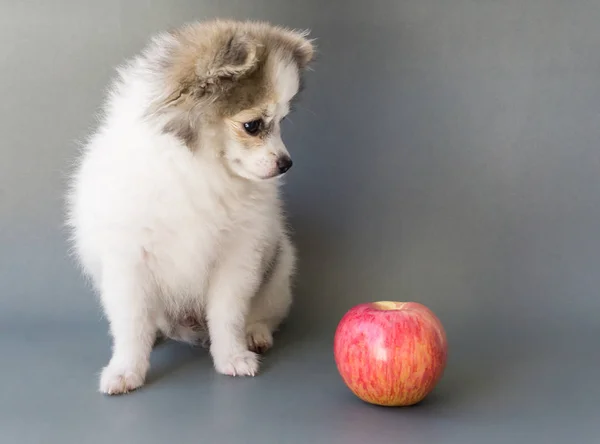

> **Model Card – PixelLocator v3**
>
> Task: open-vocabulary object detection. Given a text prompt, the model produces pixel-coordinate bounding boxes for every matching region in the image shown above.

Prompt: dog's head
[147,20,315,181]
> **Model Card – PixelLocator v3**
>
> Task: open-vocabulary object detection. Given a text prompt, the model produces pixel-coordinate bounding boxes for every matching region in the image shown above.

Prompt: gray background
[1,0,599,443]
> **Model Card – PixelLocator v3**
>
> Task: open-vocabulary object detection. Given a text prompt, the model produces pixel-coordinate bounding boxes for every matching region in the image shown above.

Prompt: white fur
[65,31,299,395]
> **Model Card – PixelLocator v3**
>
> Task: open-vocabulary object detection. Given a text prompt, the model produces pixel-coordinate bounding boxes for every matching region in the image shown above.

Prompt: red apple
[333,301,447,407]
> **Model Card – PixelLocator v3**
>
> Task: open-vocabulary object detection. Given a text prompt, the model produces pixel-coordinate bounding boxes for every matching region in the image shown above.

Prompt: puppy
[65,19,314,395]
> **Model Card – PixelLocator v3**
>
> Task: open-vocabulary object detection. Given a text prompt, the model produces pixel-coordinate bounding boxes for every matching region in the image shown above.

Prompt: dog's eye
[243,119,263,136]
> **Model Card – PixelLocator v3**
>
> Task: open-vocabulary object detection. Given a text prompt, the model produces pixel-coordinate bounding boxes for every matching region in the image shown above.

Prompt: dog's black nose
[277,156,293,174]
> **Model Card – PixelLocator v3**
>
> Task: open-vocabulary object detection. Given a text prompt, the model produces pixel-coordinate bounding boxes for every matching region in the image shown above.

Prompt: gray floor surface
[2,318,598,444]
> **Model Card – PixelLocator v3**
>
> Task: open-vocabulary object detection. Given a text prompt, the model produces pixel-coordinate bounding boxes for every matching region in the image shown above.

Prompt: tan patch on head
[145,19,315,149]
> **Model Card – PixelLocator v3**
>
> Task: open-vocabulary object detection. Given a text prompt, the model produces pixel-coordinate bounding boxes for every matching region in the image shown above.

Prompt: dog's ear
[292,36,315,70]
[281,29,315,70]
[147,32,259,113]
[196,32,259,87]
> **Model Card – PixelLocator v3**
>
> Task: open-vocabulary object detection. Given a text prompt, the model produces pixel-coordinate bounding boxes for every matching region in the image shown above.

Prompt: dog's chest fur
[138,154,280,298]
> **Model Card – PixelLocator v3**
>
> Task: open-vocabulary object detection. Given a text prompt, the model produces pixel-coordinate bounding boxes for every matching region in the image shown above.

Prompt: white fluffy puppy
[65,19,314,395]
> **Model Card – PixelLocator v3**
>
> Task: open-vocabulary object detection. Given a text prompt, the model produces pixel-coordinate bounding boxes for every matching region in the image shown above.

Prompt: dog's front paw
[246,323,273,354]
[213,350,260,377]
[99,364,145,395]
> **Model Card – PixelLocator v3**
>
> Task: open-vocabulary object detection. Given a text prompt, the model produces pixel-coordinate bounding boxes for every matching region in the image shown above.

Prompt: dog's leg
[246,236,295,354]
[205,245,264,377]
[98,263,156,395]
